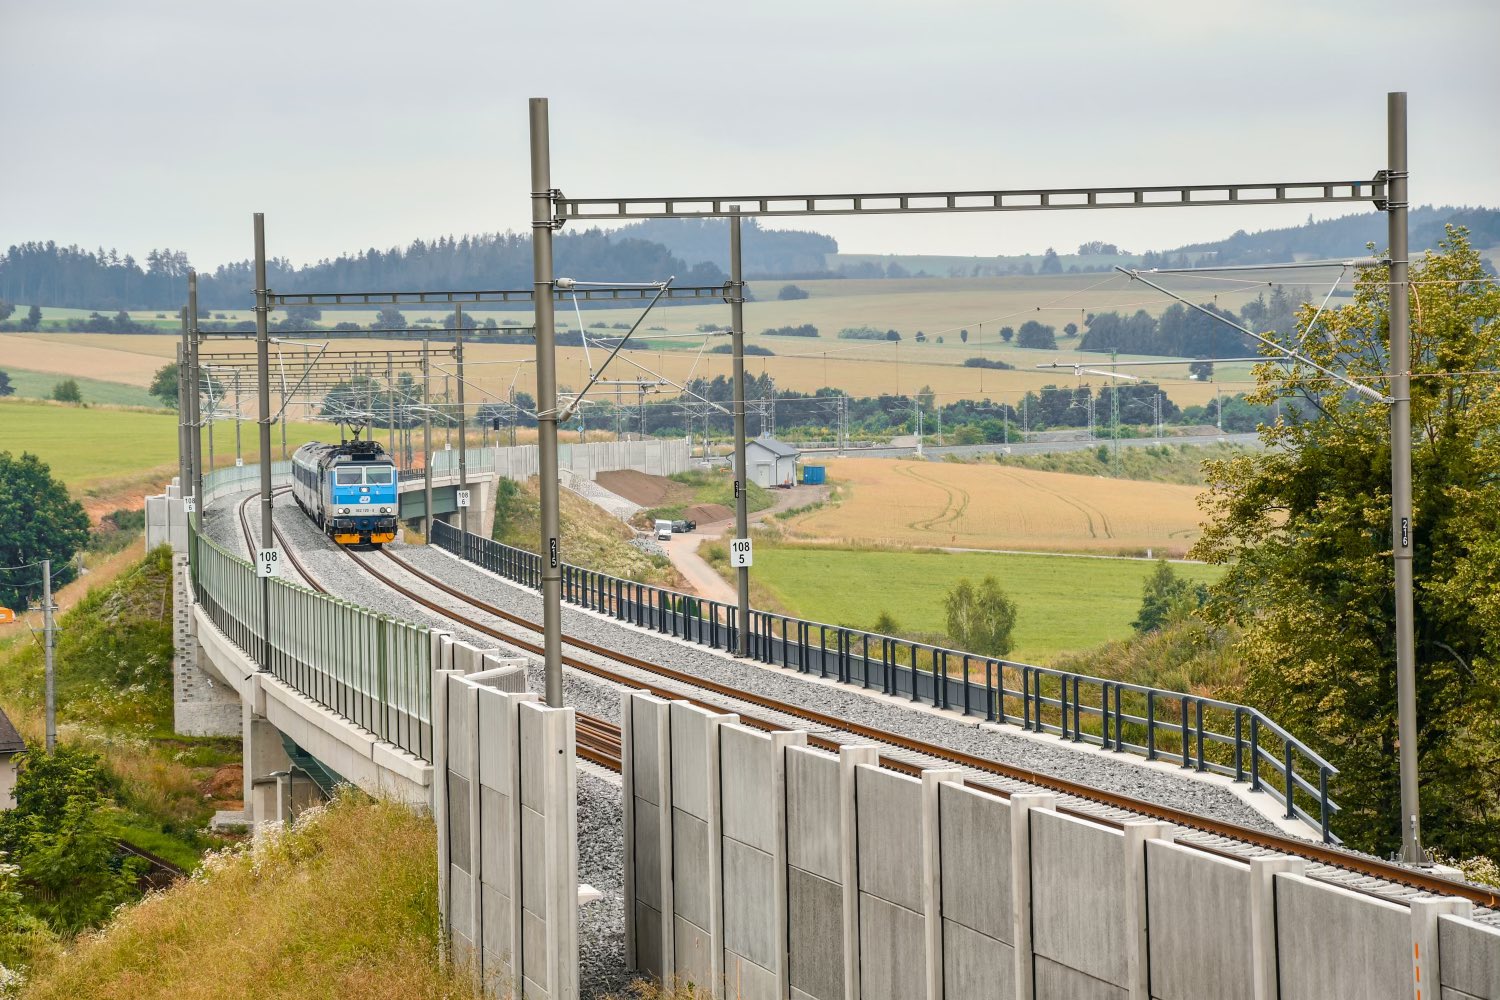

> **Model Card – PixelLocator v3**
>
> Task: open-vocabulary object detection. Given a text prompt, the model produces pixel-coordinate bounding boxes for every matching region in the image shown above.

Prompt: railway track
[237,489,1499,911]
[240,491,626,771]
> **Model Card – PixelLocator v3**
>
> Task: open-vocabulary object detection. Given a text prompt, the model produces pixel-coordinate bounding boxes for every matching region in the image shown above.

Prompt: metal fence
[433,520,1340,841]
[189,527,434,761]
[201,461,291,505]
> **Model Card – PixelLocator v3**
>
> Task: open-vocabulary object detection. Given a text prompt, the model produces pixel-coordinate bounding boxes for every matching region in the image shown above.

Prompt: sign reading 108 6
[729,537,753,568]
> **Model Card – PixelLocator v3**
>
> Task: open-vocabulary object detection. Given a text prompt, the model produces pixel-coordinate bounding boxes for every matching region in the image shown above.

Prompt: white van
[654,519,673,542]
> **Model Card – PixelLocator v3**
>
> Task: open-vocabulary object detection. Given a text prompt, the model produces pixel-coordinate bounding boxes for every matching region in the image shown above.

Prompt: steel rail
[355,544,1495,910]
[238,489,625,772]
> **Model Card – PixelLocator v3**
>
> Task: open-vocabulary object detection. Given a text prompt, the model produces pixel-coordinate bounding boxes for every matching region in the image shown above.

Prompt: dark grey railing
[432,520,1340,841]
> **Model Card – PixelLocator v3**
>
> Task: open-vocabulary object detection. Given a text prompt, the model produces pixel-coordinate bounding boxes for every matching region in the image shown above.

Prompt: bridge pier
[243,694,293,824]
[152,481,241,737]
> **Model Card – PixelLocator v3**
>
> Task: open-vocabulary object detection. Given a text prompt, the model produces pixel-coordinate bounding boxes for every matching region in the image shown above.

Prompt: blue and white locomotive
[290,440,399,546]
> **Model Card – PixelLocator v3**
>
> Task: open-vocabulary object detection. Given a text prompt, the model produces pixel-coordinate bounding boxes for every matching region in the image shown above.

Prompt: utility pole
[188,273,203,525]
[531,97,565,707]
[1386,91,1422,865]
[729,207,752,657]
[253,215,274,670]
[387,352,396,461]
[456,305,469,538]
[41,560,56,752]
[177,316,190,504]
[234,369,243,466]
[423,338,433,540]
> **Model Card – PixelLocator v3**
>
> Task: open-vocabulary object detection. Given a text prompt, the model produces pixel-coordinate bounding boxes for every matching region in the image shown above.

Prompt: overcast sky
[3,0,1497,270]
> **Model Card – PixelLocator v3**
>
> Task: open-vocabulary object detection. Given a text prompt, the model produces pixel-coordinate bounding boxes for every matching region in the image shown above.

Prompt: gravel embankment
[394,541,1280,832]
[579,772,629,999]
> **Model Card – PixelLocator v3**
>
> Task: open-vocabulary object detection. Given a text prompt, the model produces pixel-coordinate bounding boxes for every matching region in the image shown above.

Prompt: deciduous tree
[0,453,90,609]
[944,576,1017,657]
[1193,228,1500,857]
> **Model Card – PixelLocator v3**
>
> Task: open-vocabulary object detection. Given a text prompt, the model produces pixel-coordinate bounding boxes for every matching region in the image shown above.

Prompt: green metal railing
[189,526,434,761]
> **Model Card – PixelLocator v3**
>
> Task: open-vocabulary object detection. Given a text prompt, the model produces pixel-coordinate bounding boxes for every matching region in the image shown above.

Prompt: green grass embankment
[494,476,679,586]
[0,546,242,871]
[21,793,482,1000]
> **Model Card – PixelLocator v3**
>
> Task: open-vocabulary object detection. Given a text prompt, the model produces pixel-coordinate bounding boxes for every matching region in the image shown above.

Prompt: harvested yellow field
[782,458,1207,556]
[2,334,167,387]
[26,332,1239,408]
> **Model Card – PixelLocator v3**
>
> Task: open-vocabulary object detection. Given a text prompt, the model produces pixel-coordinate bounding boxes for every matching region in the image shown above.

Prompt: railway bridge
[143,463,1500,1000]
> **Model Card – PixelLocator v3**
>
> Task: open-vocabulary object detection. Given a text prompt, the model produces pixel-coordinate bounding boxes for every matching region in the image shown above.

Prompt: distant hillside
[609,218,837,278]
[1161,206,1500,268]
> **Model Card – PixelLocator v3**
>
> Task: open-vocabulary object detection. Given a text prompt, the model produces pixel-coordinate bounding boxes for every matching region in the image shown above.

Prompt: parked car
[671,519,696,533]
[654,519,673,541]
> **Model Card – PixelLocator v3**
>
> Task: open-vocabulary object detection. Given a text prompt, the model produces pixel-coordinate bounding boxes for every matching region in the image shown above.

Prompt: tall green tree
[0,453,90,609]
[944,576,1018,658]
[0,371,12,397]
[149,362,179,408]
[1193,228,1500,857]
[49,380,81,404]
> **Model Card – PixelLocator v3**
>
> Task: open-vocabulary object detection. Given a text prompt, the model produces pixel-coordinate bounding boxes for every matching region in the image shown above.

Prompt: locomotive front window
[365,468,393,484]
[335,470,362,485]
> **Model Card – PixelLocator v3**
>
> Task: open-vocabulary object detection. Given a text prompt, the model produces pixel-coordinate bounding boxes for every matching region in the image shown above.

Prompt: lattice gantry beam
[552,178,1384,222]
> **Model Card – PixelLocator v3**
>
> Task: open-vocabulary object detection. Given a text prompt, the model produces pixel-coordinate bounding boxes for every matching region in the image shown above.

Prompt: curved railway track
[237,490,623,769]
[236,489,1498,910]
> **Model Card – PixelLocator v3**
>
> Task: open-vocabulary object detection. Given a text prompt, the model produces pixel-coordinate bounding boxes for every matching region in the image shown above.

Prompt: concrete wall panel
[1034,955,1127,1000]
[855,765,923,911]
[669,702,712,820]
[672,809,711,931]
[938,781,1012,943]
[723,836,779,971]
[858,893,927,1000]
[722,951,779,1000]
[633,795,663,911]
[1144,839,1253,1000]
[1440,915,1500,1000]
[720,723,776,852]
[788,867,843,1000]
[1030,809,1128,989]
[786,747,841,882]
[673,913,713,991]
[1275,873,1409,1000]
[944,917,1015,1000]
[631,695,667,804]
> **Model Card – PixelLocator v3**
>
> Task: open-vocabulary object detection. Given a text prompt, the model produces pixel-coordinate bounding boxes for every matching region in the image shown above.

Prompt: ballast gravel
[393,541,1283,833]
[578,772,629,1000]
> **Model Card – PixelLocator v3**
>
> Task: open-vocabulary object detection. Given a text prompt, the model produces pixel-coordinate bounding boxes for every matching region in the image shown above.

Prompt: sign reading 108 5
[256,548,281,578]
[729,537,753,568]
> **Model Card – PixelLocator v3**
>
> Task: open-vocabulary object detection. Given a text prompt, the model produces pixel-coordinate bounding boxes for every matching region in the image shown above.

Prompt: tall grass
[21,792,483,1000]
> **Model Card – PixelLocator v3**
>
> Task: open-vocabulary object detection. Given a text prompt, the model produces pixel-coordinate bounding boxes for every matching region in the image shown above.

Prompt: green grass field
[747,545,1224,662]
[0,398,346,488]
[2,368,158,406]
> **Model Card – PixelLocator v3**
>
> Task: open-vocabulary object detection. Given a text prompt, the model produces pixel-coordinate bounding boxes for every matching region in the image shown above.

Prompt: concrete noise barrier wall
[435,667,578,999]
[620,690,1498,1000]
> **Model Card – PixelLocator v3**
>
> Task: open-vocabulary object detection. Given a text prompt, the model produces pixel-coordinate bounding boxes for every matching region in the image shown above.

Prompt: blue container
[801,464,826,485]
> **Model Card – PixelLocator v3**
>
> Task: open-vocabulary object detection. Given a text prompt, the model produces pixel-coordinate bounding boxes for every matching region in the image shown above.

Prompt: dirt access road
[661,482,827,604]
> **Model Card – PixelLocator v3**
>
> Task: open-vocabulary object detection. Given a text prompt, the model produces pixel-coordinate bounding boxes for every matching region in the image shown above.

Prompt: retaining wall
[621,690,1497,1000]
